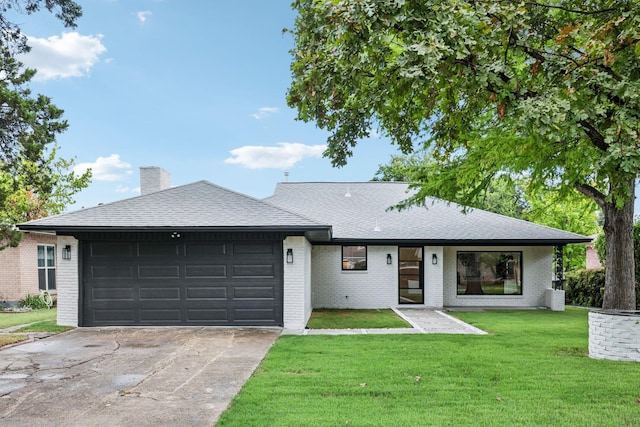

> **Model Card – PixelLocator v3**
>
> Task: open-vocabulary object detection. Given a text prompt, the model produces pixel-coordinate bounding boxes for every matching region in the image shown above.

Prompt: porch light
[387,254,392,265]
[287,248,294,264]
[432,253,438,265]
[62,245,72,260]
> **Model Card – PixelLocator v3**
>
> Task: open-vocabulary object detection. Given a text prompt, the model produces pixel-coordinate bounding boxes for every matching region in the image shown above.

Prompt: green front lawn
[0,308,57,329]
[306,309,411,329]
[218,308,640,426]
[0,309,60,348]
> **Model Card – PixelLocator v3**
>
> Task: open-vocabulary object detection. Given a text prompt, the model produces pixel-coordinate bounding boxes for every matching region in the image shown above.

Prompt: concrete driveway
[0,327,279,426]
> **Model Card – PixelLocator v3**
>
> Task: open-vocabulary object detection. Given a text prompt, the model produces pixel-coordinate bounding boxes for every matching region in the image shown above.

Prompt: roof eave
[324,238,591,246]
[17,224,332,235]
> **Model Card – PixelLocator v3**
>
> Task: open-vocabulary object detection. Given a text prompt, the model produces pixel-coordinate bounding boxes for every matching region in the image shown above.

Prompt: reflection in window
[342,246,367,270]
[457,251,522,295]
[37,244,56,291]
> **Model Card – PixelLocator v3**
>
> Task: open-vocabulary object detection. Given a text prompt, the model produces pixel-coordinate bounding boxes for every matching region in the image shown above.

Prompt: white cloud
[74,154,133,181]
[137,10,152,23]
[115,185,140,194]
[225,143,326,169]
[252,107,279,120]
[20,32,107,82]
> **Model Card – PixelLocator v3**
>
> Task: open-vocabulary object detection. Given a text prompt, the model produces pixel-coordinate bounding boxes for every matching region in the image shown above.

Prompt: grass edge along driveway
[217,308,640,427]
[0,309,64,347]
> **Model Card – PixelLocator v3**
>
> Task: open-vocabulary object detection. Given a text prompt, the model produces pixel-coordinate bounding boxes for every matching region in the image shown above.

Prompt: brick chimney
[140,166,171,195]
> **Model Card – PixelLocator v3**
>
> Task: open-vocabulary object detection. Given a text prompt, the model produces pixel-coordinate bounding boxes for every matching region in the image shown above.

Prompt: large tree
[0,0,88,249]
[287,0,639,309]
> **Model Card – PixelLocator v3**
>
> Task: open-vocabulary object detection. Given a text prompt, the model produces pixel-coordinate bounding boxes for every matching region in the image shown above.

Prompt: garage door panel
[93,309,136,323]
[232,264,274,278]
[92,287,135,300]
[83,239,282,326]
[91,265,134,279]
[185,265,227,278]
[185,243,226,256]
[90,242,135,257]
[233,286,276,300]
[234,308,277,322]
[138,243,179,257]
[233,243,274,255]
[140,309,182,322]
[139,287,181,300]
[187,309,229,322]
[186,286,227,300]
[138,265,180,278]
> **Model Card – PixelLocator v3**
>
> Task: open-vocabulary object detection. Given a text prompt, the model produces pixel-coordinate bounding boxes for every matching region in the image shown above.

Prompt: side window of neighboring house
[37,244,56,291]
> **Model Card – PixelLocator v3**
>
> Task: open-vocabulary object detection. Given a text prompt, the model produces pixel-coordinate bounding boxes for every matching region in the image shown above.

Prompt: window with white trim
[37,244,56,291]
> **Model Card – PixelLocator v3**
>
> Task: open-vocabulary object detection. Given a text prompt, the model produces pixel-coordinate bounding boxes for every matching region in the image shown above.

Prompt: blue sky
[14,0,640,215]
[17,0,398,210]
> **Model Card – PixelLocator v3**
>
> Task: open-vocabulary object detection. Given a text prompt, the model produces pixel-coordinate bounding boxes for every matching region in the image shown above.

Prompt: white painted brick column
[424,246,444,308]
[56,236,79,326]
[545,288,565,311]
[282,236,311,330]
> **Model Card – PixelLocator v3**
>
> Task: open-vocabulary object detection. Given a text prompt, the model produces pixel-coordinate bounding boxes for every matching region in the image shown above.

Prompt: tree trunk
[602,180,636,310]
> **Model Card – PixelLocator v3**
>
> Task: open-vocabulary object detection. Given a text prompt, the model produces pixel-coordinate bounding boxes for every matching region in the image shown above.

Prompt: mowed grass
[0,309,60,347]
[306,309,411,329]
[217,308,640,426]
[0,308,57,329]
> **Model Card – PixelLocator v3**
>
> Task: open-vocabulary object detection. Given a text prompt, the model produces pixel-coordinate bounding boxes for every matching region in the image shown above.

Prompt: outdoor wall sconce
[432,253,438,265]
[287,248,294,263]
[62,245,72,260]
[387,254,392,265]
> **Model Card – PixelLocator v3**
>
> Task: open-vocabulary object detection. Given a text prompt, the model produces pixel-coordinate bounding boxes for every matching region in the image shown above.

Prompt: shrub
[565,269,605,308]
[19,294,50,310]
[565,268,640,309]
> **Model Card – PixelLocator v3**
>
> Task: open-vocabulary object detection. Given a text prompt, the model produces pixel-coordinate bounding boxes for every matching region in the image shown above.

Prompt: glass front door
[398,247,423,304]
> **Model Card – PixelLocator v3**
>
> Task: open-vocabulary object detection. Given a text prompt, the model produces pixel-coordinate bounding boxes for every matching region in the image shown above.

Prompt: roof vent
[345,186,351,198]
[374,219,381,232]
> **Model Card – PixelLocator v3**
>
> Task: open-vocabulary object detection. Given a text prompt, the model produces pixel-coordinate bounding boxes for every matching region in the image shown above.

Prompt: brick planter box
[589,310,640,362]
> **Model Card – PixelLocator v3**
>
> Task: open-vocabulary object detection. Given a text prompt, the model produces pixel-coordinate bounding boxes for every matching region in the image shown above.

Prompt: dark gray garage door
[82,240,283,327]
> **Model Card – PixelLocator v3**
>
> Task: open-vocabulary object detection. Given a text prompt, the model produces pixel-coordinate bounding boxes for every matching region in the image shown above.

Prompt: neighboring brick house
[0,232,58,304]
[585,234,604,270]
[19,168,590,329]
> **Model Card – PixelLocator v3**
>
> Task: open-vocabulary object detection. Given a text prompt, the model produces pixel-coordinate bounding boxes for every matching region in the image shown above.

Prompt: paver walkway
[397,308,487,334]
[284,309,487,335]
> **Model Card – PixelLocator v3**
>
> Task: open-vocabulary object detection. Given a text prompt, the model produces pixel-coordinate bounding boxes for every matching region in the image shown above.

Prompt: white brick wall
[424,246,444,308]
[139,166,170,195]
[589,311,640,362]
[545,289,565,311]
[311,245,397,308]
[443,246,553,307]
[56,236,79,326]
[282,236,312,329]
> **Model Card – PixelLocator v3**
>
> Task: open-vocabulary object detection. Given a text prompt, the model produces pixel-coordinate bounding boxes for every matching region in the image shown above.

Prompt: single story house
[0,231,58,305]
[18,167,589,329]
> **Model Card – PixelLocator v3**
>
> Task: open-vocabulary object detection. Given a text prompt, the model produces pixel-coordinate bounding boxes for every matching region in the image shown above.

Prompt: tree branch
[578,120,608,151]
[574,182,606,209]
[486,1,619,15]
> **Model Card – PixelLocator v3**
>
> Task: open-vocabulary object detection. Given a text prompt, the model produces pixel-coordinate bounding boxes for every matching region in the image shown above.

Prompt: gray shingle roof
[19,181,329,232]
[264,182,590,244]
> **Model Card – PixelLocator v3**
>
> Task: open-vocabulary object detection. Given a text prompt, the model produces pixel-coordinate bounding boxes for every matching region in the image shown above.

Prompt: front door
[398,247,423,304]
